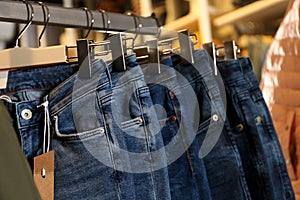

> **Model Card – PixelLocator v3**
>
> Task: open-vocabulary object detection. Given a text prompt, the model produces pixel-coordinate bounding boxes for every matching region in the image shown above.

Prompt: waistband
[175,49,215,88]
[217,59,249,89]
[48,53,144,116]
[175,49,227,120]
[217,58,263,102]
[142,56,179,90]
[238,57,260,89]
[217,56,254,82]
[0,63,78,95]
[109,54,145,89]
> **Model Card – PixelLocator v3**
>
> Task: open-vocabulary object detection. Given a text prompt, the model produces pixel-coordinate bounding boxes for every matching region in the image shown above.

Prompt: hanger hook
[36,2,50,47]
[82,7,94,38]
[16,0,34,47]
[99,9,110,40]
[131,13,141,48]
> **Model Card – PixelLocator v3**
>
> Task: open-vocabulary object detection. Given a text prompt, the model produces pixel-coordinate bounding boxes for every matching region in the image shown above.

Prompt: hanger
[109,33,127,72]
[146,39,160,74]
[203,42,218,76]
[224,40,237,60]
[0,1,77,72]
[178,29,194,64]
[203,40,240,75]
[77,7,94,79]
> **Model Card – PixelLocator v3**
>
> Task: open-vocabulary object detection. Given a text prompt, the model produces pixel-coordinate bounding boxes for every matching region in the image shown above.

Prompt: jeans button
[238,124,244,131]
[212,114,218,122]
[256,116,262,123]
[21,109,32,120]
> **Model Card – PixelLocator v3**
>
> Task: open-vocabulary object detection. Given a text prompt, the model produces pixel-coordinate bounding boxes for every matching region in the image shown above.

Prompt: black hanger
[77,7,94,79]
[203,42,218,76]
[109,33,127,72]
[224,40,237,60]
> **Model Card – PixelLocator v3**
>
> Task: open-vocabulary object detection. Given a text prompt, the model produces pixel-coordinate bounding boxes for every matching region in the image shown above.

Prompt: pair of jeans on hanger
[217,57,295,200]
[0,54,171,200]
[141,56,212,200]
[170,49,252,200]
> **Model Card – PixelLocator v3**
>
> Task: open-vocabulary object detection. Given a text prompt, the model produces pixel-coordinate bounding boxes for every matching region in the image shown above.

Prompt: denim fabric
[141,57,212,200]
[217,57,295,200]
[0,60,139,199]
[107,54,171,200]
[174,49,252,200]
[0,64,78,164]
[48,54,170,199]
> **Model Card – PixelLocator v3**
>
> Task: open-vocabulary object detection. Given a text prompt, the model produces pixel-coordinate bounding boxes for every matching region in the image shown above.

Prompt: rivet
[256,116,262,123]
[212,114,219,122]
[138,118,143,123]
[171,116,177,121]
[238,124,244,131]
[99,128,105,133]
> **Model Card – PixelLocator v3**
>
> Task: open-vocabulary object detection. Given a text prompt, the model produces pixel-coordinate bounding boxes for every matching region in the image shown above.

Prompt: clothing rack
[0,0,158,35]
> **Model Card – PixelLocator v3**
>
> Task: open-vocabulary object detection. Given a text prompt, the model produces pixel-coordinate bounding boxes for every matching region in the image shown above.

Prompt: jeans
[174,49,251,200]
[241,57,294,199]
[0,60,137,199]
[107,54,171,200]
[0,55,171,200]
[217,57,295,200]
[141,56,212,200]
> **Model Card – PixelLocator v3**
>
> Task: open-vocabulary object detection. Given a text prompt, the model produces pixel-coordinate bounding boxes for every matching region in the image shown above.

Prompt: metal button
[237,124,244,131]
[138,118,143,123]
[212,114,219,122]
[256,116,262,123]
[99,128,105,134]
[21,109,32,120]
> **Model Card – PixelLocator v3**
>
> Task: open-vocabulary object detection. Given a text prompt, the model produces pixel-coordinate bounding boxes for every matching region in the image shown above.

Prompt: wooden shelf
[213,0,289,27]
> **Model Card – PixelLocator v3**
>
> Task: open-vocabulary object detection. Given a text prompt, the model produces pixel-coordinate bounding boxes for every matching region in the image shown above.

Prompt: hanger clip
[224,40,237,60]
[147,39,160,74]
[203,42,218,76]
[109,33,127,72]
[77,39,92,79]
[178,29,194,64]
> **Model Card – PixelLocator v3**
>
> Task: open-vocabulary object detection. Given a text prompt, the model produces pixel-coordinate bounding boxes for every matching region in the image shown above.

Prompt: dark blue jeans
[0,60,137,199]
[174,49,251,200]
[217,57,294,200]
[0,55,171,200]
[141,57,212,200]
[107,55,171,200]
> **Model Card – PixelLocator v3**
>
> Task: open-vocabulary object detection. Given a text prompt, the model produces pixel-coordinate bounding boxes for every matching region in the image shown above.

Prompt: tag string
[37,100,51,154]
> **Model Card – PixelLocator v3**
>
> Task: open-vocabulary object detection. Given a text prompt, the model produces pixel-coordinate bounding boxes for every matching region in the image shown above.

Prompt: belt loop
[105,63,113,88]
[0,95,12,103]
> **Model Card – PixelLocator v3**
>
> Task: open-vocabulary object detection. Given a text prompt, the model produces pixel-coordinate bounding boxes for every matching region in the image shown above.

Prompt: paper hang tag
[33,150,55,200]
